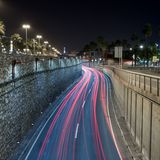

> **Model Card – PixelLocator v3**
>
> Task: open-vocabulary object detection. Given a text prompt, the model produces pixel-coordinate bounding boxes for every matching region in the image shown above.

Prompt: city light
[155,43,159,47]
[22,24,30,29]
[36,35,42,51]
[139,45,144,49]
[22,24,31,53]
[36,35,42,39]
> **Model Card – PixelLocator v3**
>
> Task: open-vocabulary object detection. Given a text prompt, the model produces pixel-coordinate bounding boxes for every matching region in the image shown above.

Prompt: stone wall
[103,67,160,160]
[0,56,82,160]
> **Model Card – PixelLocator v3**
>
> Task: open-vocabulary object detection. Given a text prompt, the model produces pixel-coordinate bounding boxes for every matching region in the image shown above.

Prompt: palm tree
[11,33,23,51]
[122,39,129,50]
[143,23,152,67]
[131,33,139,66]
[89,41,97,51]
[0,20,5,49]
[83,44,90,52]
[96,36,108,59]
[143,23,152,38]
[114,40,122,46]
[83,41,97,59]
[131,33,138,43]
[28,38,38,54]
[0,20,5,36]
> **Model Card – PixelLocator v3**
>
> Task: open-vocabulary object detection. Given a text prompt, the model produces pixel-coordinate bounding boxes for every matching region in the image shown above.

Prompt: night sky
[0,0,159,52]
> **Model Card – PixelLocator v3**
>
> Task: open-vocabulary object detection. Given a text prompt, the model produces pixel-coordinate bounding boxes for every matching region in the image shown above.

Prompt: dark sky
[0,0,159,52]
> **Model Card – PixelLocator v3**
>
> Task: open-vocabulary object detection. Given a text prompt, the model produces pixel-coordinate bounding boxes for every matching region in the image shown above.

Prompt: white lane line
[22,105,60,160]
[82,101,86,108]
[75,123,79,139]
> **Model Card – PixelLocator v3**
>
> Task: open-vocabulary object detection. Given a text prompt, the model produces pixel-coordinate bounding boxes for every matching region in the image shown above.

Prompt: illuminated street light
[139,45,144,49]
[36,35,42,54]
[44,41,48,44]
[22,24,30,53]
[52,47,55,50]
[36,35,42,41]
[36,35,42,45]
[10,40,13,53]
[129,48,133,51]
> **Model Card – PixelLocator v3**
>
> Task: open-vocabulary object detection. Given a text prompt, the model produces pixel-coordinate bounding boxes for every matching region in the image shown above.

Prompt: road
[18,66,123,160]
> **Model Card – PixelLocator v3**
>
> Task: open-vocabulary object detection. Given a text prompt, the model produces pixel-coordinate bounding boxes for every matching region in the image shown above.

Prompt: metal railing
[113,67,160,97]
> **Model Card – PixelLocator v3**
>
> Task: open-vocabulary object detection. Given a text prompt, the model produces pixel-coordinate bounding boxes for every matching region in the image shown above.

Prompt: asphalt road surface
[18,66,123,160]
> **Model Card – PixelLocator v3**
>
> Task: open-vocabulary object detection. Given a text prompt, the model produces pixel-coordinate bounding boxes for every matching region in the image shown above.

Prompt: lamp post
[36,35,42,54]
[32,39,36,55]
[44,41,48,55]
[22,24,30,53]
[139,45,144,49]
[44,41,48,45]
[36,35,42,46]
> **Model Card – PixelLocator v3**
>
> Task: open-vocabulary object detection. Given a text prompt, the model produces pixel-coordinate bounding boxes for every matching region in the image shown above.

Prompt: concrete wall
[0,57,82,160]
[103,67,160,160]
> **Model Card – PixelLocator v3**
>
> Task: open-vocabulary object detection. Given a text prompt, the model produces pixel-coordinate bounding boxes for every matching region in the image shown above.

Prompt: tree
[114,40,122,46]
[83,44,90,52]
[83,41,97,59]
[89,41,97,51]
[143,23,152,38]
[131,33,139,66]
[83,41,97,52]
[11,33,23,51]
[0,19,5,36]
[131,33,138,43]
[96,36,108,59]
[142,23,152,67]
[0,19,5,49]
[28,38,39,54]
[122,39,128,49]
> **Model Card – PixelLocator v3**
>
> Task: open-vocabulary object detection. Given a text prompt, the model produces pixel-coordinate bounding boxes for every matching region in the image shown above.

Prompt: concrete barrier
[103,67,160,160]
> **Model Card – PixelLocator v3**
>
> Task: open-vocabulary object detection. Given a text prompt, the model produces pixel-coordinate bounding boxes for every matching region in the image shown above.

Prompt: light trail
[21,66,124,160]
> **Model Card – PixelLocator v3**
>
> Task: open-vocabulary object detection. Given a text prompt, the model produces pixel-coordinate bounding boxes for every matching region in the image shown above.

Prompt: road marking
[23,106,59,160]
[75,123,79,139]
[82,101,86,108]
[18,79,81,160]
[105,75,124,160]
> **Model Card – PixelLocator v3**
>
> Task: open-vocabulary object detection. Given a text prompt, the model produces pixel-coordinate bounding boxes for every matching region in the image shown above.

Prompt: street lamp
[155,43,159,47]
[36,35,42,54]
[44,41,48,44]
[36,35,42,46]
[22,24,30,53]
[43,41,49,55]
[139,45,144,49]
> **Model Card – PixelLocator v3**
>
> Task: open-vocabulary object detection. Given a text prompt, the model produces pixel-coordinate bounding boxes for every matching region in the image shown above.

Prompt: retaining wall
[0,56,82,160]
